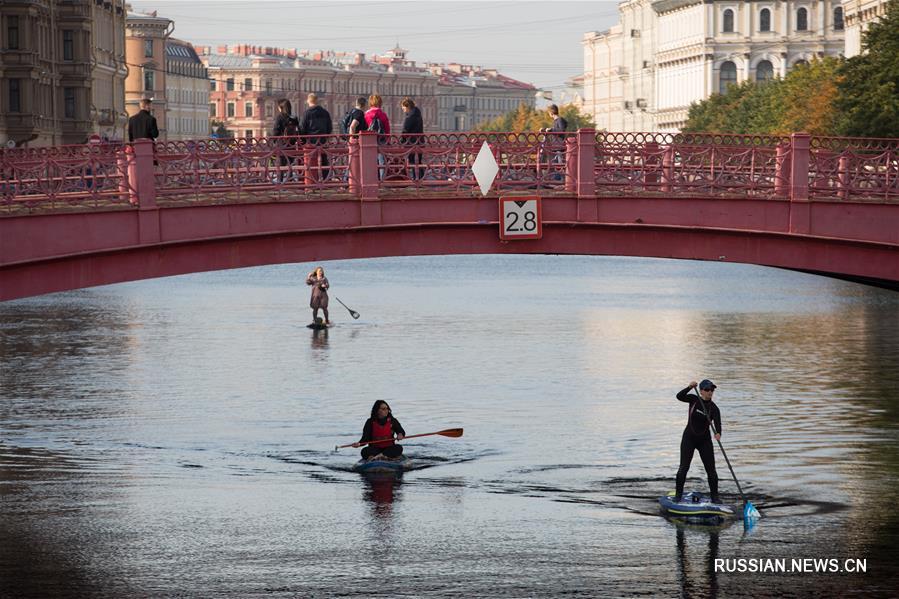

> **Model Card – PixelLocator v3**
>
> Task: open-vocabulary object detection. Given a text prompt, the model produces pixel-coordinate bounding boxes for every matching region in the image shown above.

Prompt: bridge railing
[0,142,138,213]
[2,131,898,214]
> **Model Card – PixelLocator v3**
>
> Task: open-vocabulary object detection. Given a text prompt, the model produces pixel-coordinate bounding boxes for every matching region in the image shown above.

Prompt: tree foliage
[834,0,899,137]
[684,58,841,135]
[684,2,899,137]
[475,103,595,132]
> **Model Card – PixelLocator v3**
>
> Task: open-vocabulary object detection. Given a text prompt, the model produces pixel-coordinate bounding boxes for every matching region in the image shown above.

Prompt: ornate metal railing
[1,131,897,214]
[0,142,137,212]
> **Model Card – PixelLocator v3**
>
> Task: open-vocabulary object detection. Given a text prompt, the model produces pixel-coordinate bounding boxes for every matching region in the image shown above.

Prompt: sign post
[499,196,542,240]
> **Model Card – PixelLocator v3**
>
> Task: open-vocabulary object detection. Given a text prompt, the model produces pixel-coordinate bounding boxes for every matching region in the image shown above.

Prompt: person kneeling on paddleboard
[353,400,406,460]
[674,379,721,504]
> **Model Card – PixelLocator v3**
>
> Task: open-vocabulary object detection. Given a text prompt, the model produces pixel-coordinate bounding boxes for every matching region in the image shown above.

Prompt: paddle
[334,297,360,319]
[334,427,463,452]
[693,383,761,521]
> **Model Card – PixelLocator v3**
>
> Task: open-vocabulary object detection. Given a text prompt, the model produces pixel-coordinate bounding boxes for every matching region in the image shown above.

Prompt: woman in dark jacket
[305,266,330,325]
[400,97,424,180]
[353,400,406,459]
[273,98,299,181]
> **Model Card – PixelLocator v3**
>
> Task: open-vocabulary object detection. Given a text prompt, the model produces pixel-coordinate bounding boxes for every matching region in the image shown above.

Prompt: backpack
[367,114,384,135]
[284,116,300,137]
[341,109,356,134]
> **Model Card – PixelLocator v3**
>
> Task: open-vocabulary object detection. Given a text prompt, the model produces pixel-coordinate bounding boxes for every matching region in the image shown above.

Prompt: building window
[8,15,19,50]
[244,130,253,139]
[9,78,21,112]
[227,102,235,117]
[719,61,737,94]
[64,87,75,118]
[226,78,234,91]
[63,30,74,61]
[723,9,735,33]
[760,8,771,32]
[144,39,153,58]
[209,103,216,117]
[244,102,253,117]
[266,103,273,118]
[756,60,774,82]
[210,80,216,91]
[244,78,252,91]
[834,7,844,30]
[797,7,808,31]
[265,80,272,94]
[143,69,154,91]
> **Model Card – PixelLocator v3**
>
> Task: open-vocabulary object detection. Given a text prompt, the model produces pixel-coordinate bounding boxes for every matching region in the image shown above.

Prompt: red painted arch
[3,195,899,300]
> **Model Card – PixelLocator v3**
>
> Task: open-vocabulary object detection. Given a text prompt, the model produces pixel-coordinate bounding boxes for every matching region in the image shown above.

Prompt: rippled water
[2,255,898,597]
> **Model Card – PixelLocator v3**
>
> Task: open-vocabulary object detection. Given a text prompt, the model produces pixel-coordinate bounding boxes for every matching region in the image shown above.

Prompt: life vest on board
[371,418,395,447]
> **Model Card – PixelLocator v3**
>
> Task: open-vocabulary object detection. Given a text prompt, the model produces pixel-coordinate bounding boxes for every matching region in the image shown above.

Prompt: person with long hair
[305,266,330,325]
[353,400,406,460]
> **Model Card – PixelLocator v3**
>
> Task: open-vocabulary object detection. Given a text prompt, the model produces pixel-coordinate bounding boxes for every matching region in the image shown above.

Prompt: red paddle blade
[437,428,463,437]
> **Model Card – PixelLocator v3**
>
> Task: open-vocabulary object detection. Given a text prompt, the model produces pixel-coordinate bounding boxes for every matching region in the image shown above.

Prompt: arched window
[760,8,771,32]
[723,9,735,32]
[719,61,737,94]
[797,7,808,31]
[756,60,774,82]
[834,7,844,30]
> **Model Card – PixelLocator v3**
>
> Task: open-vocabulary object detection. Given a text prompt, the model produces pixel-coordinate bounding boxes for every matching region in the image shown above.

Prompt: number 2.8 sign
[499,197,542,240]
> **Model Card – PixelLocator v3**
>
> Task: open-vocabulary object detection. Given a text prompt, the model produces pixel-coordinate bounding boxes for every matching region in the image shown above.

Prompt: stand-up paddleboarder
[674,379,721,503]
[306,266,330,325]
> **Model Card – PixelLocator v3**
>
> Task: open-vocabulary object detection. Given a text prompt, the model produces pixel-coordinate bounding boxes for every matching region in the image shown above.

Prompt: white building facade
[583,0,846,132]
[842,0,890,57]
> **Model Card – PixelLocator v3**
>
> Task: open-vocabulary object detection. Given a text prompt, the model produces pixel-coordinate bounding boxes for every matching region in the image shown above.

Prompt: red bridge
[2,130,898,301]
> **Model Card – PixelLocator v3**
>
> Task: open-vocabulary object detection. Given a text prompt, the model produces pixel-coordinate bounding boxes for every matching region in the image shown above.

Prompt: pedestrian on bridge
[128,98,159,142]
[306,266,330,325]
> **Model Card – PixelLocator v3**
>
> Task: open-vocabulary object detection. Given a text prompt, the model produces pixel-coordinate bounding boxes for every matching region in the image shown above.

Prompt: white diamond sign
[471,141,499,196]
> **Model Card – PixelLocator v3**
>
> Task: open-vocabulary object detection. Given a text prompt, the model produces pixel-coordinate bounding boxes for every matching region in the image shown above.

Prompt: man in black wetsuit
[674,379,721,503]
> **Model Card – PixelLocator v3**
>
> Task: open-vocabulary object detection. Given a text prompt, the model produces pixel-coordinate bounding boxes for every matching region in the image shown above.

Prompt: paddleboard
[353,456,412,474]
[659,491,737,522]
[307,322,333,330]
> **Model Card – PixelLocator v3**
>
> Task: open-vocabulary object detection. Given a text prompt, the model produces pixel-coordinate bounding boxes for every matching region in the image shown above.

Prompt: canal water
[2,255,898,597]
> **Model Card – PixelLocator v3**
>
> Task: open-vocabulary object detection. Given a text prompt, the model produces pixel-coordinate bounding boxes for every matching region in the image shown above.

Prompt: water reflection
[674,522,725,599]
[361,472,401,519]
[310,328,329,350]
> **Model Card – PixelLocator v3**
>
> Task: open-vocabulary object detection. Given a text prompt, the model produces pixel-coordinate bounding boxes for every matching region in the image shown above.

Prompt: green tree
[684,57,843,135]
[475,103,595,132]
[834,0,899,137]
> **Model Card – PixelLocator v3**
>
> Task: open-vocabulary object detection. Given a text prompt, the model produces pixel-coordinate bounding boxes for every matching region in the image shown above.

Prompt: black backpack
[341,110,356,134]
[283,116,300,137]
[367,114,384,135]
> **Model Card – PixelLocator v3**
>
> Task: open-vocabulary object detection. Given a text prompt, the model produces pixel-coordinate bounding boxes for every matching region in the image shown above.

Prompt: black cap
[699,379,717,391]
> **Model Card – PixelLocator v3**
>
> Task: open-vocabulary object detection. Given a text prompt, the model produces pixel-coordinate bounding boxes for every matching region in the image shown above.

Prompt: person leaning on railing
[365,94,391,180]
[400,97,424,181]
[539,103,568,181]
[272,98,301,182]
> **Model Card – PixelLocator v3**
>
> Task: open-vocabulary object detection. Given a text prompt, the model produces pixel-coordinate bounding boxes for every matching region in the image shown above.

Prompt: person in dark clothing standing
[300,93,332,179]
[345,96,368,135]
[544,103,568,133]
[674,379,722,503]
[128,98,159,142]
[273,98,300,181]
[305,266,330,325]
[400,97,424,180]
[353,400,406,460]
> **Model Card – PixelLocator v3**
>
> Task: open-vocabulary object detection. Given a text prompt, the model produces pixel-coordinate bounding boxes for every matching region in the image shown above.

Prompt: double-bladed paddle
[334,427,463,452]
